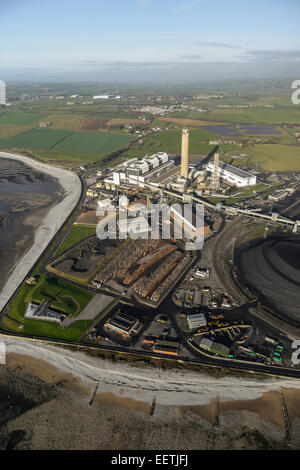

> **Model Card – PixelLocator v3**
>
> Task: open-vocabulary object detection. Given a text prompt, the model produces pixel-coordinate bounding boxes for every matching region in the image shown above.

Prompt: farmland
[53,130,134,154]
[172,106,300,125]
[105,118,151,127]
[0,124,33,138]
[0,110,46,125]
[242,144,300,172]
[42,113,85,130]
[1,85,300,169]
[172,110,257,123]
[0,118,135,164]
[0,128,73,150]
[122,127,238,160]
[79,117,108,130]
[156,117,228,127]
[247,108,300,124]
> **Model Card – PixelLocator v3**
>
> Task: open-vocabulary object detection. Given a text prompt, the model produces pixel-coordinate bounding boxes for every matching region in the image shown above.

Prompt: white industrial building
[93,94,121,100]
[105,311,140,337]
[97,198,116,212]
[206,160,257,187]
[187,312,207,330]
[199,337,230,357]
[106,152,174,188]
[118,216,150,237]
[169,203,210,239]
[25,302,64,324]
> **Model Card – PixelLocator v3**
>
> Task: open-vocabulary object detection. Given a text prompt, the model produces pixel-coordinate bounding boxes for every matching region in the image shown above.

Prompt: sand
[221,390,284,428]
[0,151,81,313]
[4,335,300,405]
[3,338,300,449]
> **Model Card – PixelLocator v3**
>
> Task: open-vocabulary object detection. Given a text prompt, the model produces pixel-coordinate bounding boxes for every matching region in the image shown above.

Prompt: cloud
[243,49,300,63]
[171,0,203,15]
[193,41,241,49]
[161,38,241,49]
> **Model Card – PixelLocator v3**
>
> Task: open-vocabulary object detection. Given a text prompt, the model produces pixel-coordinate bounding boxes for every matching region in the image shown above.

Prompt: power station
[100,127,257,194]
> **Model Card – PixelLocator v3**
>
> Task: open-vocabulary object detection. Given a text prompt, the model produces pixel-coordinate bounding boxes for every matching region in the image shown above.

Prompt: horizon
[1,0,300,83]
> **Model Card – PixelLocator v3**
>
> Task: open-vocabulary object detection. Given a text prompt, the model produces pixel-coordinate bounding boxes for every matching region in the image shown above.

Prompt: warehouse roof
[218,161,255,179]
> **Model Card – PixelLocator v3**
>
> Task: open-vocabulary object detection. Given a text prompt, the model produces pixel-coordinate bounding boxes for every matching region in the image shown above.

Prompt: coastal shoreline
[0,151,81,313]
[3,334,300,406]
[0,190,63,292]
[2,336,300,449]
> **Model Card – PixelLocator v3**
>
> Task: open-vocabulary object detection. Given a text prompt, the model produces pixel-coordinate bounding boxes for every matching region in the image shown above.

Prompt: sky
[1,0,300,83]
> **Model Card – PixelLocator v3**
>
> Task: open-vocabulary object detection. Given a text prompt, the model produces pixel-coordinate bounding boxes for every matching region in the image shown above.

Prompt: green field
[43,113,85,129]
[248,108,300,124]
[0,314,94,342]
[0,127,135,162]
[53,130,135,154]
[0,110,46,125]
[243,144,300,171]
[0,124,33,138]
[0,275,95,340]
[21,148,108,164]
[29,276,93,316]
[122,128,239,160]
[0,128,73,150]
[173,106,300,124]
[57,224,96,256]
[172,110,256,123]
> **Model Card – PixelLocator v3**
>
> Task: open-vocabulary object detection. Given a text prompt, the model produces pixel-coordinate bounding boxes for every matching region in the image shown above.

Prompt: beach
[1,334,300,449]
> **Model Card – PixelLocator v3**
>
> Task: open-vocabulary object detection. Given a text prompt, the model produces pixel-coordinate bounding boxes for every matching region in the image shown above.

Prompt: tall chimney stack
[181,128,189,178]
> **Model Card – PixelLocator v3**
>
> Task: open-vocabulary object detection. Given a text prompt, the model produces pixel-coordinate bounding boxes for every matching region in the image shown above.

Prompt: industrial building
[187,312,207,330]
[153,339,180,356]
[268,188,294,201]
[118,216,150,237]
[198,337,230,357]
[105,311,140,337]
[25,302,64,324]
[169,203,210,240]
[97,198,116,212]
[206,160,257,187]
[93,94,121,100]
[195,268,210,279]
[105,152,174,188]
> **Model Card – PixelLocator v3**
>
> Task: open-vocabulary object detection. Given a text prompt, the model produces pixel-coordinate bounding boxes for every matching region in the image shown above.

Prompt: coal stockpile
[236,238,300,326]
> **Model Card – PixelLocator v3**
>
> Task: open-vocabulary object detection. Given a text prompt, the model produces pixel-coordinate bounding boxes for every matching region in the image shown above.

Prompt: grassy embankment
[0,275,95,340]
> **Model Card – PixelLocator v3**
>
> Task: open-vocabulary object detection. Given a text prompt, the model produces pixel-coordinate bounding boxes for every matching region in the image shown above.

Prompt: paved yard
[61,293,113,327]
